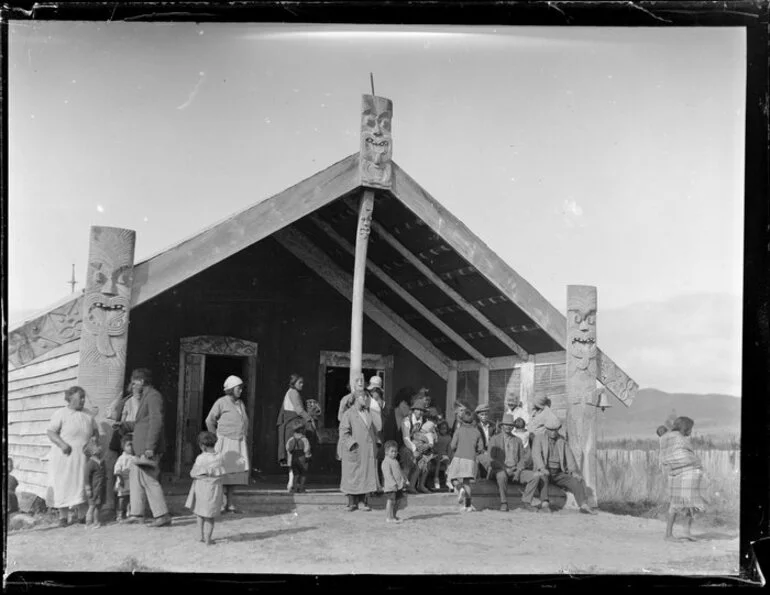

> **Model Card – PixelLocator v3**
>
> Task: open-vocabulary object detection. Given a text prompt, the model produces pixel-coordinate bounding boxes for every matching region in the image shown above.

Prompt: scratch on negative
[626,2,673,24]
[177,73,206,110]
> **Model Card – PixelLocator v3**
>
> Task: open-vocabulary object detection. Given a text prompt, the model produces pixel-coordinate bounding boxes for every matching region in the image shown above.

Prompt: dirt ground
[5,504,739,576]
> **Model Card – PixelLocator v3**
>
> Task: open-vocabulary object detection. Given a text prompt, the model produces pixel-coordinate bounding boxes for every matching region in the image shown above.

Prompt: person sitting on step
[531,417,597,515]
[488,413,547,512]
[474,403,495,479]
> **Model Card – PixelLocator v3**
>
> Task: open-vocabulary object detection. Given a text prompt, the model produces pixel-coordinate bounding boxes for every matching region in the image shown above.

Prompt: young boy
[84,440,106,528]
[286,425,312,493]
[381,440,408,523]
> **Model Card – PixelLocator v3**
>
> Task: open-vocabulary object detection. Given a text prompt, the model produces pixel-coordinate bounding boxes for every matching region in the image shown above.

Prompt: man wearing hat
[488,413,547,512]
[474,403,495,478]
[531,417,597,515]
[400,395,430,493]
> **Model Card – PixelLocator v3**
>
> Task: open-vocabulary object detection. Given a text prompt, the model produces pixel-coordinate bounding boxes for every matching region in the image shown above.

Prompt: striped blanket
[660,431,707,513]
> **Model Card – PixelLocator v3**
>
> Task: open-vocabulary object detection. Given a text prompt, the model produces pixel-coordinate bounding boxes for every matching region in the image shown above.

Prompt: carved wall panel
[598,351,638,406]
[8,297,83,369]
[359,94,393,189]
[180,335,259,356]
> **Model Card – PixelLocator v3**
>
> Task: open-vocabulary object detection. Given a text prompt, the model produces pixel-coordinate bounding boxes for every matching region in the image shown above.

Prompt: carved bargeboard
[77,226,136,423]
[8,297,83,368]
[598,351,638,407]
[359,94,393,189]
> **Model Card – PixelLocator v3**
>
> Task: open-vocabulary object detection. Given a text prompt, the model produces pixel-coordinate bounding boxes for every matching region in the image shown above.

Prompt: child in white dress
[185,431,226,545]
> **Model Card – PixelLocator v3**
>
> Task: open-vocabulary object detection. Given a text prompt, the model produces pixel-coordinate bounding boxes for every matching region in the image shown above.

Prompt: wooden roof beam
[361,215,529,360]
[273,225,451,380]
[309,214,490,367]
[428,324,541,344]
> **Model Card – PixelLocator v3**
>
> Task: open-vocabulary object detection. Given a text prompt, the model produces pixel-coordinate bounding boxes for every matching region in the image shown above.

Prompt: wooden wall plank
[7,420,53,436]
[8,434,53,447]
[478,366,490,406]
[8,444,51,460]
[8,365,79,391]
[445,366,458,424]
[8,393,69,413]
[9,409,59,424]
[8,379,79,401]
[7,351,80,384]
[131,153,360,307]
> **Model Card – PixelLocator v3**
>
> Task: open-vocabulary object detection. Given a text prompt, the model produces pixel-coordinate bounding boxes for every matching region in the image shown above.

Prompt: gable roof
[9,153,637,405]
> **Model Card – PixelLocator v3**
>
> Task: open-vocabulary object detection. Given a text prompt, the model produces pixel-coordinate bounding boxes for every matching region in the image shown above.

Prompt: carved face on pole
[82,227,135,359]
[359,94,393,188]
[567,286,597,372]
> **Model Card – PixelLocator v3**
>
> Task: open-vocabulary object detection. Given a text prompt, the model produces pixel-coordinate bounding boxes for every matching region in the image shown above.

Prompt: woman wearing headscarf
[338,383,382,511]
[659,416,708,542]
[46,386,100,527]
[528,395,560,436]
[205,375,250,513]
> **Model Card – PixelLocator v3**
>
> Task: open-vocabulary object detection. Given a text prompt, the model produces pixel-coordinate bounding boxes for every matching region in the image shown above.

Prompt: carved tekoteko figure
[359,94,393,189]
[77,226,136,434]
[565,285,598,506]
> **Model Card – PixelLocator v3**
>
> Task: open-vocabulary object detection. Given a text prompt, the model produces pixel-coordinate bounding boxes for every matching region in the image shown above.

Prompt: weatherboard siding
[8,339,82,499]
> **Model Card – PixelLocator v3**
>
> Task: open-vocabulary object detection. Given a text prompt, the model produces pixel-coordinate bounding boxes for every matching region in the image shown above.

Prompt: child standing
[186,431,226,546]
[381,440,408,523]
[432,420,453,491]
[286,425,312,493]
[113,438,136,522]
[447,402,486,512]
[84,441,106,528]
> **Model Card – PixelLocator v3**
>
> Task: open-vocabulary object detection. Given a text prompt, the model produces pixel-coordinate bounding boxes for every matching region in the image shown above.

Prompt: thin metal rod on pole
[370,73,375,97]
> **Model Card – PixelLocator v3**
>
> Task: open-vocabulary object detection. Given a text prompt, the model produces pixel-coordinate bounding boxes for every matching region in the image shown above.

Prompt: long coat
[531,433,579,475]
[337,406,382,495]
[132,386,166,456]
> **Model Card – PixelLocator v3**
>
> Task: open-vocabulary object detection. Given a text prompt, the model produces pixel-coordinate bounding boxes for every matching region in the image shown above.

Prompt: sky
[8,22,746,396]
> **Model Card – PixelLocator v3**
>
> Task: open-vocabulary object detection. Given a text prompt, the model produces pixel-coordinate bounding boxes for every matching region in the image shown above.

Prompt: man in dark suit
[488,414,547,512]
[124,368,172,527]
[532,417,597,515]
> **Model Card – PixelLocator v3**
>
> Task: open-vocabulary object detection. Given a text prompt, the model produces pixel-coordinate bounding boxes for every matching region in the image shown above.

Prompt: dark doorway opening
[201,355,247,431]
[324,366,378,428]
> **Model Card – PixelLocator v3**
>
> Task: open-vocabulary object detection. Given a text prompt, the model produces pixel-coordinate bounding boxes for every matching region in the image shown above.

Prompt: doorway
[201,355,248,432]
[324,366,380,428]
[175,335,259,478]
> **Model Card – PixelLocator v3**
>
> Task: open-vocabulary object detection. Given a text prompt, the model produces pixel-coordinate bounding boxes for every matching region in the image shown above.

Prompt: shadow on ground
[220,526,317,543]
[405,512,460,522]
[692,531,739,541]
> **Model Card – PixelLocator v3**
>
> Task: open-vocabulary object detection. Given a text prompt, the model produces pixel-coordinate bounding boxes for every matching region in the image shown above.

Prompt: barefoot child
[113,438,136,522]
[432,420,452,491]
[84,440,106,528]
[447,402,486,512]
[186,431,226,545]
[286,425,312,493]
[381,440,408,523]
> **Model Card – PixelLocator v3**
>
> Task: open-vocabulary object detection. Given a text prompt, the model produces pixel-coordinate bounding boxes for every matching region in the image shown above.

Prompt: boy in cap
[400,396,431,493]
[488,414,547,512]
[531,418,597,515]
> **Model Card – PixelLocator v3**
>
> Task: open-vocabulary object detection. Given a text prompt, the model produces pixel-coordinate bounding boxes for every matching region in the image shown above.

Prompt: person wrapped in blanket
[659,415,708,542]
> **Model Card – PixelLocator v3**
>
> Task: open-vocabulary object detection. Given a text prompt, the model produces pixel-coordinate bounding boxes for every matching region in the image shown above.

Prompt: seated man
[532,418,597,515]
[488,413,546,512]
[474,403,495,478]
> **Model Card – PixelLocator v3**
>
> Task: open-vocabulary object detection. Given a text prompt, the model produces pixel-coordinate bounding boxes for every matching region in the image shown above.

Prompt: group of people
[39,364,707,545]
[334,376,600,521]
[43,367,252,544]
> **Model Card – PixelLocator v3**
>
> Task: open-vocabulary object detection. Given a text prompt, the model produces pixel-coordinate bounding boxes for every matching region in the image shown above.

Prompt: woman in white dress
[46,386,100,527]
[205,375,250,513]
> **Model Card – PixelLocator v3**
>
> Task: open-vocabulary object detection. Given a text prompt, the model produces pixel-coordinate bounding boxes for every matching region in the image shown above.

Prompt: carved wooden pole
[77,226,136,430]
[349,191,375,392]
[351,91,393,391]
[566,285,599,507]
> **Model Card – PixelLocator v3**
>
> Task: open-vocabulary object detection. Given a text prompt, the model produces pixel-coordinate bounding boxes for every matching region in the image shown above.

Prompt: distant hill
[598,388,741,441]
